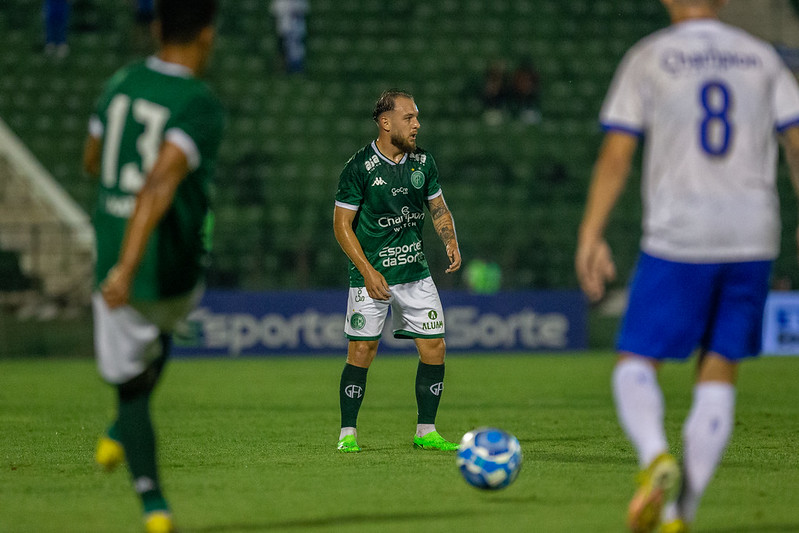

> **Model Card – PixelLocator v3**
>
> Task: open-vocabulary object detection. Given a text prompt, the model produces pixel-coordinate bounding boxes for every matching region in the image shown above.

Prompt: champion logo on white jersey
[372,176,387,186]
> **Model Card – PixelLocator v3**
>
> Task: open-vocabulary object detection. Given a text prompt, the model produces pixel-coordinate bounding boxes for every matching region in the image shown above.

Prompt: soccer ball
[456,427,522,490]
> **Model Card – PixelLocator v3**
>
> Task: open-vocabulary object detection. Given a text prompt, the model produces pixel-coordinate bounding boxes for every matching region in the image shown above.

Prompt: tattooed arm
[428,193,461,273]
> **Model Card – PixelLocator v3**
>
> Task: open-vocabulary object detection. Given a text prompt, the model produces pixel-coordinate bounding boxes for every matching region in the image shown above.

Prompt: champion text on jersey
[372,176,387,186]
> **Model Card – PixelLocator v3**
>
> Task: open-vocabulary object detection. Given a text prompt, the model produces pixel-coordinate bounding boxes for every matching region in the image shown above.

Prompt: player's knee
[697,352,738,384]
[418,338,446,364]
[117,368,158,401]
[117,336,170,400]
[346,340,378,368]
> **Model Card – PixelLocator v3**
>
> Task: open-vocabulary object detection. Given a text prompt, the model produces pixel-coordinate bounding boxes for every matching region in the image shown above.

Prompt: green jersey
[91,57,224,301]
[335,141,443,287]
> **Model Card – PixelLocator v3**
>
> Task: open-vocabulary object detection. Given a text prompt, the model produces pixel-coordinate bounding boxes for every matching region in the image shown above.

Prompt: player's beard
[391,132,416,153]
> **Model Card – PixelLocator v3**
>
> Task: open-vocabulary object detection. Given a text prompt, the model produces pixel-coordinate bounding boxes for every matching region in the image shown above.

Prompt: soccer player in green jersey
[81,1,223,531]
[333,89,462,452]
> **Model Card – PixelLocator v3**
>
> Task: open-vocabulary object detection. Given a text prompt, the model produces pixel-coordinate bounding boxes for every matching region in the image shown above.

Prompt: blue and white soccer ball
[456,427,522,490]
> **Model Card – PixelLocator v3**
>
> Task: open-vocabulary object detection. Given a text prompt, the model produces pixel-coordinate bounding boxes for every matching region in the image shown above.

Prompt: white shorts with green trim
[344,276,445,340]
[92,287,202,384]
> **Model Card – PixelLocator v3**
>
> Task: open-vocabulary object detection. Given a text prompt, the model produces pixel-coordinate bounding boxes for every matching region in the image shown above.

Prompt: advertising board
[172,289,587,356]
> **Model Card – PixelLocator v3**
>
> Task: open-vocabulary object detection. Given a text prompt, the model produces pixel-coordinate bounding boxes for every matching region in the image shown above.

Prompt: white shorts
[344,276,445,340]
[92,287,202,384]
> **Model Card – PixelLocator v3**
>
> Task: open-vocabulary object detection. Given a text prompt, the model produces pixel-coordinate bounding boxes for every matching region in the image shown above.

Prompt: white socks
[342,425,437,440]
[614,359,736,525]
[679,382,735,522]
[613,358,669,467]
[339,427,356,440]
[416,424,436,438]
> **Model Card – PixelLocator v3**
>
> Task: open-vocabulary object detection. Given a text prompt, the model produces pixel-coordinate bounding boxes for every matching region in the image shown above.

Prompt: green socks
[107,420,121,442]
[340,361,445,429]
[416,361,445,425]
[117,392,167,514]
[340,363,368,428]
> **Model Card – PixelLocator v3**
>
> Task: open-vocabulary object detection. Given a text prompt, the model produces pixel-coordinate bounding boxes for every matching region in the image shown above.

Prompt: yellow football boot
[95,436,125,472]
[627,453,681,533]
[659,519,689,533]
[144,511,175,533]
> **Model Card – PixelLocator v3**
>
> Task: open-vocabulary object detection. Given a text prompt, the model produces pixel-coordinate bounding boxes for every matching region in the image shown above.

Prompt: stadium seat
[0,0,696,290]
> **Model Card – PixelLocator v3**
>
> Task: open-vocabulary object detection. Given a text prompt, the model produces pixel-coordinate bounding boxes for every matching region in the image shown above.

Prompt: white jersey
[601,19,799,262]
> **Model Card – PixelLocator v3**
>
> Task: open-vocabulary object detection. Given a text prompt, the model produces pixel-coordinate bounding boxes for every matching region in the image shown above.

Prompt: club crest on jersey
[350,312,366,330]
[372,176,387,186]
[410,171,424,189]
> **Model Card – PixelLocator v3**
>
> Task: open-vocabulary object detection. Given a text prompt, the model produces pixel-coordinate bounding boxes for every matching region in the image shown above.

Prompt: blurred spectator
[130,0,156,54]
[479,58,542,125]
[135,0,154,25]
[481,59,509,126]
[43,0,70,58]
[270,0,309,74]
[508,57,542,124]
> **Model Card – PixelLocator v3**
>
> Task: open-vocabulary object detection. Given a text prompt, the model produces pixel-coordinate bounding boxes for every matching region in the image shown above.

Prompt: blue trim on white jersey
[600,122,645,138]
[776,115,799,133]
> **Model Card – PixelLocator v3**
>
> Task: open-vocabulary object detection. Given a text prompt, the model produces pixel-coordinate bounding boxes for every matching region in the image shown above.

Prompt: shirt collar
[146,56,194,78]
[371,140,408,165]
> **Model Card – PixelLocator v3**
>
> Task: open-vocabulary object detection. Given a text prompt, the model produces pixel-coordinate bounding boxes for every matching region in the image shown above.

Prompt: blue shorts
[616,252,772,361]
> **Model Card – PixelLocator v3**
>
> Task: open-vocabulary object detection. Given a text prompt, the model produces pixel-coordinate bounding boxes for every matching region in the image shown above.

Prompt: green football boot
[413,430,459,451]
[337,434,361,453]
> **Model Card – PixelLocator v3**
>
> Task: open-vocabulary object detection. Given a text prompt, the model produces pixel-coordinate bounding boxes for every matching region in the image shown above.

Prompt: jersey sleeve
[88,115,103,138]
[424,152,442,200]
[335,157,364,211]
[774,65,799,132]
[88,67,127,138]
[168,89,225,171]
[600,47,647,137]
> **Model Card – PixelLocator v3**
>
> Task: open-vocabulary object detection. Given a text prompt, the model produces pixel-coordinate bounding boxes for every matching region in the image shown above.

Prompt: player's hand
[364,268,391,301]
[101,264,133,309]
[445,242,462,273]
[575,237,616,303]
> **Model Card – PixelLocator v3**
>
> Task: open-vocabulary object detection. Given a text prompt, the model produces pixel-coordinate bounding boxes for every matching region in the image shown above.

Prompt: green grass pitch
[2,353,798,532]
